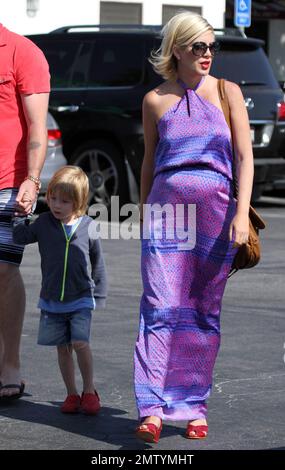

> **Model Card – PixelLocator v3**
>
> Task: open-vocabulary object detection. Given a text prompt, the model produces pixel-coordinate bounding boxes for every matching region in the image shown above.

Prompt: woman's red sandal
[135,420,162,443]
[185,424,208,439]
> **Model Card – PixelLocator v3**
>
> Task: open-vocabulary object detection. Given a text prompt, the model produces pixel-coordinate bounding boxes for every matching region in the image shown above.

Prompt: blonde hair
[47,165,89,216]
[150,11,214,81]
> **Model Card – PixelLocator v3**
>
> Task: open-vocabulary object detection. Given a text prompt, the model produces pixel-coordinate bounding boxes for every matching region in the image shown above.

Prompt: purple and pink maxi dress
[134,79,237,421]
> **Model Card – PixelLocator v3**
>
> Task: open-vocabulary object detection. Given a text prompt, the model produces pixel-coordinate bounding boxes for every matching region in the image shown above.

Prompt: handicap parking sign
[234,0,252,28]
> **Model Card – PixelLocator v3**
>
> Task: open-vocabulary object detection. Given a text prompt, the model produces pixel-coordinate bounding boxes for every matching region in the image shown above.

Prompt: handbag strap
[218,79,266,230]
[217,78,238,199]
[217,79,231,128]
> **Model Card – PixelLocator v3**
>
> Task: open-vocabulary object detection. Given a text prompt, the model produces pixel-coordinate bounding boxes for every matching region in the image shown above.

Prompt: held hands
[15,179,38,216]
[229,212,249,248]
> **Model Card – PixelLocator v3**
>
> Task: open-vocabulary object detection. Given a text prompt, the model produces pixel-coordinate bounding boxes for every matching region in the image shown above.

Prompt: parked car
[40,112,67,197]
[211,31,285,199]
[27,25,285,205]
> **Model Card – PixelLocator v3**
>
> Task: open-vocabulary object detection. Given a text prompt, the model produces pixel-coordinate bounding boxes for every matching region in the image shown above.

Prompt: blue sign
[234,0,252,27]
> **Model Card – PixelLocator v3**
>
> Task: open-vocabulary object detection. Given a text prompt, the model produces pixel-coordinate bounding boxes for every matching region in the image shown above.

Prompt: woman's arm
[227,81,254,246]
[140,91,159,220]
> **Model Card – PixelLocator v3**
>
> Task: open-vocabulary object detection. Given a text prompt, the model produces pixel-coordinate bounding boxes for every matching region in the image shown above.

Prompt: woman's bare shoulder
[145,80,179,101]
[222,80,244,109]
[206,76,240,93]
[143,81,181,119]
[223,79,242,96]
[206,76,243,106]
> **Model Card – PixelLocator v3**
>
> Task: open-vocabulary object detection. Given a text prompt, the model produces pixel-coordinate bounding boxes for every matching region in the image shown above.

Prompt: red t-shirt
[0,24,50,190]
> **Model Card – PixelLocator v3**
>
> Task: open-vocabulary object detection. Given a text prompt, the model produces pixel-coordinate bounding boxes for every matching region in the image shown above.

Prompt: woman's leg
[140,416,162,426]
[141,416,162,428]
[188,418,207,426]
[57,344,78,395]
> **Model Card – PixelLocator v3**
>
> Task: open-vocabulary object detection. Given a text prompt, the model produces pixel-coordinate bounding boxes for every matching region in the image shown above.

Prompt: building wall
[0,0,225,35]
[142,0,226,27]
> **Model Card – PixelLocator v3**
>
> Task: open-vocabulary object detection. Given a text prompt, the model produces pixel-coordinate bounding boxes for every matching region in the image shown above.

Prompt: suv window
[211,41,279,87]
[34,35,144,88]
[35,40,84,88]
[88,37,144,87]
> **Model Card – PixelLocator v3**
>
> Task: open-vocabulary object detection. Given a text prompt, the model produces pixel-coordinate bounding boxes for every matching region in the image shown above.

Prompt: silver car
[39,112,67,196]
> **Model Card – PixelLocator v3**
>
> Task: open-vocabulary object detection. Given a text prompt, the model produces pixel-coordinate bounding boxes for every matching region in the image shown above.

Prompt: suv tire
[70,139,129,209]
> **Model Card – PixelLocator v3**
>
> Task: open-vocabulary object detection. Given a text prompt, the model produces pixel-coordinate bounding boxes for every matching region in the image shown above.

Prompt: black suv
[28,25,285,205]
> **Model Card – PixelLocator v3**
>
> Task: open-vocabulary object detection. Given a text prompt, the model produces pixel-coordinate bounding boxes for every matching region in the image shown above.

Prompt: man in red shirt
[0,24,50,400]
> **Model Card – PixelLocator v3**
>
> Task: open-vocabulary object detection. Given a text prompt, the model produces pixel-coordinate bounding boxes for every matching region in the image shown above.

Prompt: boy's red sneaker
[60,394,81,413]
[81,390,101,415]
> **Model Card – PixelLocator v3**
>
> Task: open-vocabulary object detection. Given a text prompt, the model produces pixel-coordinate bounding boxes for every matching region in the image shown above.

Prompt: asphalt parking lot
[0,197,284,451]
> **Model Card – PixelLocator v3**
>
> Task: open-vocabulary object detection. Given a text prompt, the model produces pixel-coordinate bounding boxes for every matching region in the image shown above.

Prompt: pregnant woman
[134,11,253,443]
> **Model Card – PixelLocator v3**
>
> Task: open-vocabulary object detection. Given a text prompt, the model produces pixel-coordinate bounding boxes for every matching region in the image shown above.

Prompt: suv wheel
[71,140,128,208]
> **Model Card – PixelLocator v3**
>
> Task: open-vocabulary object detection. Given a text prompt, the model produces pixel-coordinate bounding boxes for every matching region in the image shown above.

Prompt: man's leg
[0,263,25,397]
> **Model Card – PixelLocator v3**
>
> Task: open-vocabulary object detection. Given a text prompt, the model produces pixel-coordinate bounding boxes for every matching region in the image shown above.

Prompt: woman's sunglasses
[190,41,220,57]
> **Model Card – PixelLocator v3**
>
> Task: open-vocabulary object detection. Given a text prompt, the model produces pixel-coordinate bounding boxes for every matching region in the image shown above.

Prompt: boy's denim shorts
[37,309,92,346]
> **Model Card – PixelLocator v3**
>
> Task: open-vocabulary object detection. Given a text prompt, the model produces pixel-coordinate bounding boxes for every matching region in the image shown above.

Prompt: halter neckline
[176,76,205,118]
[177,76,205,92]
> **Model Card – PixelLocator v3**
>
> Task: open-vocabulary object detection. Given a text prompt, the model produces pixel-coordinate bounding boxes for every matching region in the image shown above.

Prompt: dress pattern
[134,81,237,421]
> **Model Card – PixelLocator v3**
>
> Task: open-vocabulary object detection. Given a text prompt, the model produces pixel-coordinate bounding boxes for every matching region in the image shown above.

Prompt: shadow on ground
[0,399,182,450]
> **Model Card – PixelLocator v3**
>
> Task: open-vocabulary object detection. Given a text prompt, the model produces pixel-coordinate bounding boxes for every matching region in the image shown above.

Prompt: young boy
[13,166,107,414]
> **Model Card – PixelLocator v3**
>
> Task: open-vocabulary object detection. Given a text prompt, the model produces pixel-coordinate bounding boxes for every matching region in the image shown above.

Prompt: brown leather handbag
[218,79,266,277]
